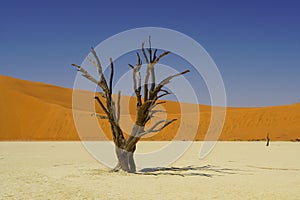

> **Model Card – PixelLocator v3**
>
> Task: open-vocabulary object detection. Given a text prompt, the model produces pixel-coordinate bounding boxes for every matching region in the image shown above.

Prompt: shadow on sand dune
[137,165,240,177]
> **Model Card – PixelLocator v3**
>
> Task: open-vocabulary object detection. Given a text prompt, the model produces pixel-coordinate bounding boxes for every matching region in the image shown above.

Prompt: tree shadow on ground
[136,164,240,177]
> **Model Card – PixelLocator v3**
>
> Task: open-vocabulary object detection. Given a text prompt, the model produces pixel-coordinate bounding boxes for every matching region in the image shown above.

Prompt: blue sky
[0,0,299,107]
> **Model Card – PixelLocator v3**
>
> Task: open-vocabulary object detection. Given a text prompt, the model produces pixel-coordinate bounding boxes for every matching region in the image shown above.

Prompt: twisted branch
[139,119,177,137]
[154,51,170,64]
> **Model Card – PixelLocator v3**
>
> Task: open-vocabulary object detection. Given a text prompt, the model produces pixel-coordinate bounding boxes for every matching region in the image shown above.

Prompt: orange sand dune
[0,75,299,141]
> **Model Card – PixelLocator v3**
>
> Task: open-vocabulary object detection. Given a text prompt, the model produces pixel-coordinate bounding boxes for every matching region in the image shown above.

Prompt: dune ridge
[0,75,299,141]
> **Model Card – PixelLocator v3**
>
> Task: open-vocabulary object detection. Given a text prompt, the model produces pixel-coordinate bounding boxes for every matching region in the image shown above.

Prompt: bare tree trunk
[115,146,136,173]
[128,152,136,172]
[266,133,270,146]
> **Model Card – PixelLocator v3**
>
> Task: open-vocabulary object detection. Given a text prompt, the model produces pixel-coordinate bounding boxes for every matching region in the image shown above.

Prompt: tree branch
[71,64,98,85]
[154,51,170,64]
[139,119,177,137]
[141,42,149,64]
[73,48,126,148]
[148,101,166,111]
[136,64,141,92]
[91,113,109,119]
[145,110,166,124]
[94,96,110,116]
[159,70,190,86]
[91,48,103,77]
[150,64,156,93]
[129,53,142,107]
[87,56,98,68]
[157,90,171,99]
[150,70,190,100]
[109,58,114,98]
[144,66,150,102]
[147,36,152,62]
[87,49,110,97]
[116,91,121,124]
[129,64,137,91]
[153,49,158,61]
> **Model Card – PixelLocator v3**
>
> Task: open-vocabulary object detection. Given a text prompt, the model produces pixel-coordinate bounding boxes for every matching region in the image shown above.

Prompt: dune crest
[0,75,299,141]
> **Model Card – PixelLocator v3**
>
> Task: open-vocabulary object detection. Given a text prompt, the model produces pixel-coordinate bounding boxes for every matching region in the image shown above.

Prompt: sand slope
[0,75,300,141]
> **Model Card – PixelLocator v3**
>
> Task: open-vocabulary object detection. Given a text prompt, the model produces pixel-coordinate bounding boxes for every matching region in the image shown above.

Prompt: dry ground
[0,142,299,199]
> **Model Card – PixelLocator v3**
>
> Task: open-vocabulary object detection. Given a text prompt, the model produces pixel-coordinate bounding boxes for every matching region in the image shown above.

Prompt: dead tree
[266,133,270,146]
[72,37,189,173]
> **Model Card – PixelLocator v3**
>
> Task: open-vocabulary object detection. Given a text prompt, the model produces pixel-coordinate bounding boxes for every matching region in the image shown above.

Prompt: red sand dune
[0,75,299,141]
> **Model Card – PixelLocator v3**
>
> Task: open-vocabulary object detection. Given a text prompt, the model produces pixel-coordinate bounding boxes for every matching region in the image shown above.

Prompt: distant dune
[0,75,299,141]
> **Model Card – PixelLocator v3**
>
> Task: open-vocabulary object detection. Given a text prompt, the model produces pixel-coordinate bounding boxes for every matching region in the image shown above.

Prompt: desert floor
[0,142,299,199]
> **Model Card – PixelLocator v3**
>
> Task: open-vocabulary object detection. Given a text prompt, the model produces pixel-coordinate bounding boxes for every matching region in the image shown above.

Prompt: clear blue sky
[0,0,299,107]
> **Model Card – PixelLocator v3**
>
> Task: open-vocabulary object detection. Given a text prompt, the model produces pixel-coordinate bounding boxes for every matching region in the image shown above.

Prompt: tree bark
[115,146,136,173]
